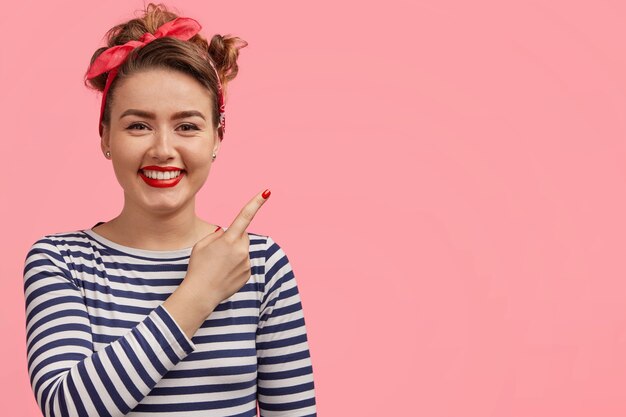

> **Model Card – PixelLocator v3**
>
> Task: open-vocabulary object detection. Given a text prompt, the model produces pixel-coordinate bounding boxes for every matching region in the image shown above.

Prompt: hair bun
[208,34,248,87]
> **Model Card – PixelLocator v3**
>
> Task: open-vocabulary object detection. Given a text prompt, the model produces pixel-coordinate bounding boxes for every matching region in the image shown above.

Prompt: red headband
[85,17,226,140]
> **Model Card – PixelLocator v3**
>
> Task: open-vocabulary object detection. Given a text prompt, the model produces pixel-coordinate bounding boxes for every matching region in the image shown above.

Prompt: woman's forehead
[113,70,214,112]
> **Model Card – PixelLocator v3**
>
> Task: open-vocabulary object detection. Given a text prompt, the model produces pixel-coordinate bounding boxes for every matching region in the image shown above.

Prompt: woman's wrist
[179,278,220,317]
[163,279,219,339]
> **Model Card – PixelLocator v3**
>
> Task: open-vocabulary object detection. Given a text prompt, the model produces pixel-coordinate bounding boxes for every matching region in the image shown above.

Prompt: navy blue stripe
[118,331,156,389]
[276,284,299,300]
[97,324,258,349]
[27,309,90,343]
[27,323,91,354]
[92,351,130,414]
[134,391,257,412]
[154,305,193,354]
[258,348,311,366]
[222,408,258,417]
[105,344,145,403]
[35,368,65,403]
[25,264,75,288]
[76,358,112,417]
[39,374,56,416]
[256,333,309,350]
[151,378,256,395]
[185,347,256,361]
[26,298,87,335]
[30,351,88,385]
[199,315,258,329]
[191,331,256,344]
[57,379,69,417]
[24,268,76,293]
[71,262,185,286]
[268,300,303,318]
[212,298,260,312]
[25,282,82,308]
[258,380,315,396]
[262,265,291,306]
[76,260,189,274]
[265,270,294,295]
[259,397,316,412]
[85,297,153,316]
[66,374,88,417]
[24,254,69,277]
[80,280,168,302]
[25,244,72,270]
[265,239,281,259]
[261,274,294,311]
[90,315,143,330]
[165,364,257,379]
[257,317,305,336]
[132,320,167,375]
[78,280,260,303]
[144,311,184,365]
[93,333,123,345]
[266,257,290,281]
[258,365,314,381]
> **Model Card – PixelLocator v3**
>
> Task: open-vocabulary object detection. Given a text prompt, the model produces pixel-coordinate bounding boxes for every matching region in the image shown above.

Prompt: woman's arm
[256,236,317,417]
[24,235,196,417]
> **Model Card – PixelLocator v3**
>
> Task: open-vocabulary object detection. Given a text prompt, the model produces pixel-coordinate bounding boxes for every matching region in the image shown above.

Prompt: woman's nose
[149,129,177,160]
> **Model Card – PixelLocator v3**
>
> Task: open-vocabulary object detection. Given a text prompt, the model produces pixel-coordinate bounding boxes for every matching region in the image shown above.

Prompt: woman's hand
[163,189,270,338]
[173,189,271,322]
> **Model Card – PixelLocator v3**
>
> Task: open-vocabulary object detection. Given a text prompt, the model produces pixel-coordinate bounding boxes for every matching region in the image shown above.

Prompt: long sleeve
[256,236,317,416]
[23,236,196,416]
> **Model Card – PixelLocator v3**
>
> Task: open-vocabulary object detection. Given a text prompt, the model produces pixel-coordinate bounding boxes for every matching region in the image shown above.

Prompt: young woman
[22,3,316,416]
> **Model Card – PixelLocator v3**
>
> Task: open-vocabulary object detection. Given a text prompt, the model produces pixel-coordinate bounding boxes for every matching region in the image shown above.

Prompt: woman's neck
[95,202,215,251]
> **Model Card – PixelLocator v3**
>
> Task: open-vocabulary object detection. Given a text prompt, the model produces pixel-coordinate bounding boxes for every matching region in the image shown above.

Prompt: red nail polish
[262,189,271,199]
[214,226,222,232]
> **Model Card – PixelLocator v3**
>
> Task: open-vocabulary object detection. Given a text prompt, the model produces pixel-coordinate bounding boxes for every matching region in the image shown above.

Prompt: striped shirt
[23,224,317,416]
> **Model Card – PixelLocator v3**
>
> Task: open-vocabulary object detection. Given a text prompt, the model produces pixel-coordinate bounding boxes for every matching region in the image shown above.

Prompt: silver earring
[105,151,111,158]
[212,153,216,161]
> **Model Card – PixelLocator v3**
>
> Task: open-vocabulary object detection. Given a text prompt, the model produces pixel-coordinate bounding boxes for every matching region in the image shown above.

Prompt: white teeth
[142,170,182,180]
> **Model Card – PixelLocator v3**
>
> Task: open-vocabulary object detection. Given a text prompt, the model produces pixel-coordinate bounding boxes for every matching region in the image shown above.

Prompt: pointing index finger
[226,189,271,237]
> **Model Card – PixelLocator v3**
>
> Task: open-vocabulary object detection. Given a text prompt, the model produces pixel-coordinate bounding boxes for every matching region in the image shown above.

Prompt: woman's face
[101,68,220,215]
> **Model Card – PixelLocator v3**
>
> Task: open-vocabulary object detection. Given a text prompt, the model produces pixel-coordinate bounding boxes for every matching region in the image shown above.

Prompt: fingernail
[262,189,271,199]
[214,226,222,232]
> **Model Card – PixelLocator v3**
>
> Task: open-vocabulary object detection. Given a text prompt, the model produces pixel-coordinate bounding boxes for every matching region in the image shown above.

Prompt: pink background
[2,0,626,415]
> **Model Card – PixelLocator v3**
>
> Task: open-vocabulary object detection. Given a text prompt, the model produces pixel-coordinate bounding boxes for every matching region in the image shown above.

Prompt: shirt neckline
[82,227,194,258]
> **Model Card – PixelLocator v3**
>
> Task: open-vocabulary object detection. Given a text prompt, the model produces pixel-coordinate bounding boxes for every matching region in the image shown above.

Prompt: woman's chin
[131,189,193,212]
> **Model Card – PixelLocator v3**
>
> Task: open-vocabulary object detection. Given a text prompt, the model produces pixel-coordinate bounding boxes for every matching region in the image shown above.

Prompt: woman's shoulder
[245,230,270,245]
[23,228,94,286]
[241,230,289,257]
[30,226,93,243]
[25,226,100,258]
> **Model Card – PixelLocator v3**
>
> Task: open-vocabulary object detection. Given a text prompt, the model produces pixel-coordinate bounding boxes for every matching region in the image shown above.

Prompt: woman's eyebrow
[119,109,206,120]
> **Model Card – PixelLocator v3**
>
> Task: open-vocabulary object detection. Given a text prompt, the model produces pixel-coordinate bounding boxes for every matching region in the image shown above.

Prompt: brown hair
[84,2,247,140]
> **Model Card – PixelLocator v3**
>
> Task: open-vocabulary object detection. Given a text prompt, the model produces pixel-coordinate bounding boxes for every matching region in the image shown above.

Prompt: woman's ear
[100,125,110,156]
[213,133,221,155]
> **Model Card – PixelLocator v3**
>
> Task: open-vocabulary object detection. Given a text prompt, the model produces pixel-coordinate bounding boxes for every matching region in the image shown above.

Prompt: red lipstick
[139,166,185,188]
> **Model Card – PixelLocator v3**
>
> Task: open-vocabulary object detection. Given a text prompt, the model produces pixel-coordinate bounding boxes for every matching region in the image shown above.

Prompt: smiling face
[100,68,220,215]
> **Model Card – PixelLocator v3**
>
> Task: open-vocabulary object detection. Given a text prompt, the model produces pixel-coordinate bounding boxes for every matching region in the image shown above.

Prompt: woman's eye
[179,124,199,131]
[127,123,148,130]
